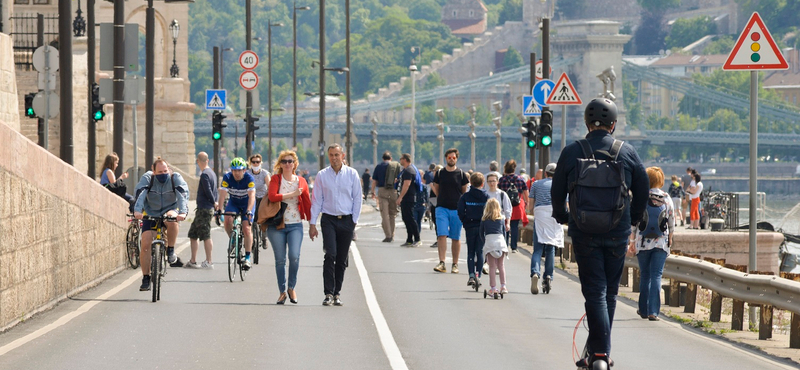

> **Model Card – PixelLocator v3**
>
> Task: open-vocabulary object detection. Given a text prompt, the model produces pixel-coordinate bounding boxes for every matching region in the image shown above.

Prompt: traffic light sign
[24,93,36,118]
[91,83,105,121]
[521,120,537,148]
[212,111,227,141]
[539,111,553,148]
[247,115,261,132]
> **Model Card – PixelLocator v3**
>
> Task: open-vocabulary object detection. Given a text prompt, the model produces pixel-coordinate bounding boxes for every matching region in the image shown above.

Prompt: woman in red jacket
[267,150,312,304]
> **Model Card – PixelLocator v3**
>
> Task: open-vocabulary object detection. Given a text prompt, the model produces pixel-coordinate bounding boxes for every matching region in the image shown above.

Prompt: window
[15,0,30,4]
[33,0,50,4]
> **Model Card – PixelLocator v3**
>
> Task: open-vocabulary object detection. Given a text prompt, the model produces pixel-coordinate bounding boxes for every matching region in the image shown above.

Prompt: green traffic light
[94,110,104,120]
[213,132,221,140]
[527,139,536,148]
[26,108,35,117]
[541,135,552,147]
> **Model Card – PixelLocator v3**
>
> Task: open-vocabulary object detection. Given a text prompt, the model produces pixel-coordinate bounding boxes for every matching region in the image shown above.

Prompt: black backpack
[506,180,521,207]
[568,139,628,234]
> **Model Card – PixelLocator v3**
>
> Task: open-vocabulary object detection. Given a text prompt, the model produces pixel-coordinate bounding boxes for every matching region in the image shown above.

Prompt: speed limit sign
[239,50,259,70]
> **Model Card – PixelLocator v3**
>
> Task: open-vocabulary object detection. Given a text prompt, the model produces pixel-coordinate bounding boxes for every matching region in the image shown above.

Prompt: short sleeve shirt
[221,172,255,206]
[400,166,418,203]
[530,178,553,207]
[433,168,468,210]
[248,169,270,199]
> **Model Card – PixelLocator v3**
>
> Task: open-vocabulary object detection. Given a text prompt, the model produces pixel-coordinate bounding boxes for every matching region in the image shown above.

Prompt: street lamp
[468,104,477,171]
[409,63,418,163]
[371,116,379,167]
[219,46,234,92]
[596,66,617,101]
[293,2,311,149]
[436,109,445,165]
[492,101,502,164]
[313,57,350,169]
[268,20,284,166]
[169,19,180,78]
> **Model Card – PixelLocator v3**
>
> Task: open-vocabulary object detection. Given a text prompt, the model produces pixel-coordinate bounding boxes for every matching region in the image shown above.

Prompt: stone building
[441,0,488,38]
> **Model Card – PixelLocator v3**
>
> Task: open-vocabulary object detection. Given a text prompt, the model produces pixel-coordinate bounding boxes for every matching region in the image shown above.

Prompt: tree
[503,47,524,70]
[408,0,442,22]
[633,0,680,54]
[665,16,718,49]
[702,35,735,55]
[498,0,523,25]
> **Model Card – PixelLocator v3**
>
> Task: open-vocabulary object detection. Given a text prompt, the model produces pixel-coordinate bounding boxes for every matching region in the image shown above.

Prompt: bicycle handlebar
[141,215,179,222]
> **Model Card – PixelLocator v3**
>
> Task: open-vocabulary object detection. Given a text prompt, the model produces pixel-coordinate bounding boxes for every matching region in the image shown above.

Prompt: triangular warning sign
[546,73,582,105]
[525,99,541,115]
[208,93,224,108]
[723,12,788,71]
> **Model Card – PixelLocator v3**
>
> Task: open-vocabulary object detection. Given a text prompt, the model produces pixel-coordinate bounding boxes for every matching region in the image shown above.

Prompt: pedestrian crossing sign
[546,73,582,105]
[205,89,227,110]
[522,95,541,117]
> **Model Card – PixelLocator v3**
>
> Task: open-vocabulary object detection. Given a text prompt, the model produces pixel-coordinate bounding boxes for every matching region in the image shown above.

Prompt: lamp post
[436,109,445,165]
[468,104,477,171]
[345,0,352,162]
[169,19,180,78]
[220,46,234,91]
[492,101,502,164]
[313,59,349,169]
[268,20,284,166]
[293,2,310,149]
[370,116,378,167]
[409,63,417,163]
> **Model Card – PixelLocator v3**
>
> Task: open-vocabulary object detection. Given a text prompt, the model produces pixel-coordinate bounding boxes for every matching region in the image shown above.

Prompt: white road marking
[351,228,409,370]
[0,239,192,357]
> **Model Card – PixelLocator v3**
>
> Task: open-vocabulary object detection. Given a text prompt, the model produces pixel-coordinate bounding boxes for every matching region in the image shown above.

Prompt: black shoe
[382,238,393,243]
[139,275,151,291]
[333,295,343,306]
[323,294,334,306]
[169,256,184,268]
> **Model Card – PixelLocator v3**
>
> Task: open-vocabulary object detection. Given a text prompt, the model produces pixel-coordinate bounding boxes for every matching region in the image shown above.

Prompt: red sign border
[546,72,583,105]
[723,12,788,71]
[239,70,259,90]
[239,50,259,70]
[534,60,553,81]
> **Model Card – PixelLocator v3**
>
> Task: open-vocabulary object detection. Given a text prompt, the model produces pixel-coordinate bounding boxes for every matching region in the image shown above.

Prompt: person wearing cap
[551,98,648,368]
[528,163,563,294]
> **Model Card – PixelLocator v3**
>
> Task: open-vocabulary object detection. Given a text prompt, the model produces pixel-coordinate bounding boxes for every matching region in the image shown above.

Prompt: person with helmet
[217,157,258,270]
[551,98,649,368]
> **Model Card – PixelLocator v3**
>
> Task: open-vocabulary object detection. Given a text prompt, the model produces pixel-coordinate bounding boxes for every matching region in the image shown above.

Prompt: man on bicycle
[217,157,257,270]
[133,158,190,291]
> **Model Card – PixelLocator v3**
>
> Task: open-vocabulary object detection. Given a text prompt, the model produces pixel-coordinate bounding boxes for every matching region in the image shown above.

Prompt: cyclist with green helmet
[217,157,257,270]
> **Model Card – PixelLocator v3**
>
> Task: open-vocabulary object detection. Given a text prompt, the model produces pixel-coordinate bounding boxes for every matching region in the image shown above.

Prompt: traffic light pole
[245,0,253,159]
[88,0,96,177]
[213,47,221,178]
[539,18,551,171]
[529,52,536,176]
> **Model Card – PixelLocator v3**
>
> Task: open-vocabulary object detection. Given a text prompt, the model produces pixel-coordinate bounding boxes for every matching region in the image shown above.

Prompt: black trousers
[321,214,355,296]
[401,201,420,243]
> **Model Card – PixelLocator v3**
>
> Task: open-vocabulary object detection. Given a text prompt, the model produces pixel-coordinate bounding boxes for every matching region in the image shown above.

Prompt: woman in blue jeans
[267,150,312,305]
[631,167,675,321]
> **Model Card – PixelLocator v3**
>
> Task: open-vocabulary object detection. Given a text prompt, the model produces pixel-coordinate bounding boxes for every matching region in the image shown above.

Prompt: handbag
[263,202,287,228]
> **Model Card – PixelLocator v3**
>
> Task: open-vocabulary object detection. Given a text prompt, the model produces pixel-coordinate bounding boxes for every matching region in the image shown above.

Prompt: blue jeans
[572,236,628,356]
[464,226,484,278]
[506,219,520,251]
[531,227,556,279]
[267,223,303,293]
[637,248,668,317]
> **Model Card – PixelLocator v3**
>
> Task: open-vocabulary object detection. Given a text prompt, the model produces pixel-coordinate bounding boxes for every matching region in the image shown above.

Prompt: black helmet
[584,98,618,127]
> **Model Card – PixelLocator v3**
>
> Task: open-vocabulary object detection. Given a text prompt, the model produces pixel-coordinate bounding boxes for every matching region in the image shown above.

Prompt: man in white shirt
[309,144,363,306]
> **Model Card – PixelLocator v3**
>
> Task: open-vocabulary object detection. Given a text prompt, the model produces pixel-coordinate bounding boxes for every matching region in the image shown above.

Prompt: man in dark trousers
[361,168,371,200]
[309,144,363,306]
[457,172,488,287]
[551,98,648,368]
[396,153,422,247]
[186,152,217,269]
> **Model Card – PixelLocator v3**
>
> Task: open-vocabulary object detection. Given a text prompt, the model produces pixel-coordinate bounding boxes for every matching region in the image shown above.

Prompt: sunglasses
[251,161,261,164]
[280,159,294,164]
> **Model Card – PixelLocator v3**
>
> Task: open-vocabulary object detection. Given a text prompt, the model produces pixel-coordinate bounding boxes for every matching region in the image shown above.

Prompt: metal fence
[702,191,739,230]
[9,13,59,70]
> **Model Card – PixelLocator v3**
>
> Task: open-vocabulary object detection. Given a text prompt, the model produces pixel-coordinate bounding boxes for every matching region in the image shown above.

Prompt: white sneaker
[243,256,252,270]
[168,253,177,264]
[184,261,201,269]
[201,261,214,269]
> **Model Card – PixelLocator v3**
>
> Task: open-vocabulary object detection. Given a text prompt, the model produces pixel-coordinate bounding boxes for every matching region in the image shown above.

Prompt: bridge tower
[552,21,632,133]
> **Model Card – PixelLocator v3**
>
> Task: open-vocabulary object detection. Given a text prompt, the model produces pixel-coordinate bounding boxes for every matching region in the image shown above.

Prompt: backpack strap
[146,173,178,194]
[608,140,624,161]
[577,139,594,159]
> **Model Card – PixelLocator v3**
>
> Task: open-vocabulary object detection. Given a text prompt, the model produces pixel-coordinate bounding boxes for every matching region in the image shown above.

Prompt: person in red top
[266,150,311,305]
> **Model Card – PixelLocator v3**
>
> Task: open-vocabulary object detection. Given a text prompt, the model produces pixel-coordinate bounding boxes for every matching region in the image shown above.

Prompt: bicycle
[141,215,177,303]
[217,211,248,282]
[125,215,142,269]
[251,219,263,265]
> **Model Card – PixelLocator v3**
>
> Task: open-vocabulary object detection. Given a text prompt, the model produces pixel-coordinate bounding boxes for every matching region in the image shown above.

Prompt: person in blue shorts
[217,157,257,270]
[431,148,469,274]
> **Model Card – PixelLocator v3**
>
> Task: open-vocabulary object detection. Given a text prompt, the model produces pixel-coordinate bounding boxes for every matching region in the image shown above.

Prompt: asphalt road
[0,209,795,370]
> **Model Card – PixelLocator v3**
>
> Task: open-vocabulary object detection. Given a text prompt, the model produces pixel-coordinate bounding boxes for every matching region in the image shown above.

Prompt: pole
[540,18,550,171]
[112,0,125,177]
[133,100,138,180]
[44,44,51,151]
[235,121,239,157]
[213,47,220,178]
[561,105,567,150]
[145,0,154,170]
[37,14,45,148]
[292,1,298,149]
[59,0,73,164]
[245,0,253,159]
[345,0,352,162]
[318,0,326,170]
[88,0,96,177]
[268,21,273,166]
[372,118,378,166]
[410,68,416,163]
[749,70,758,272]
[529,52,536,176]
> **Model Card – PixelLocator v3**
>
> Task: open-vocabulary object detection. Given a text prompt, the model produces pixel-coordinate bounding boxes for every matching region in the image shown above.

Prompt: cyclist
[133,157,190,291]
[217,157,257,270]
[248,154,270,249]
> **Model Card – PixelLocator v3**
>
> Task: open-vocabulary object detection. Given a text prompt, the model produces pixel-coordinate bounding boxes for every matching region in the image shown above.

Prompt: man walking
[432,148,469,273]
[310,144,363,306]
[529,163,562,293]
[371,151,402,242]
[396,153,422,247]
[186,152,217,269]
[361,168,371,200]
[498,160,529,252]
[551,98,648,368]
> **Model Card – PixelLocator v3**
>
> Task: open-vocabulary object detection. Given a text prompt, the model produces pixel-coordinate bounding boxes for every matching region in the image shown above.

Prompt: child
[480,198,509,295]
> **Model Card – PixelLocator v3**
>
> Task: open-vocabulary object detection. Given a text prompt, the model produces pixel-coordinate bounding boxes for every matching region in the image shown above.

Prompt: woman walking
[632,167,675,321]
[267,150,311,304]
[687,172,703,229]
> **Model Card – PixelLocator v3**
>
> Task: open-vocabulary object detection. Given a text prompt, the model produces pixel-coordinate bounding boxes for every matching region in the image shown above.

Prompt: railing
[9,13,59,70]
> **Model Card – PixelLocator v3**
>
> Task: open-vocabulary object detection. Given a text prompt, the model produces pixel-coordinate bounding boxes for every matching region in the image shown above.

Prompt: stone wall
[0,33,20,132]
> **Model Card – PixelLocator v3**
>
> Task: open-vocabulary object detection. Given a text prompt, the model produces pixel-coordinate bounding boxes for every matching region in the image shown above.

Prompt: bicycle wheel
[125,224,141,269]
[151,243,162,303]
[239,231,247,281]
[228,231,238,282]
[252,224,260,265]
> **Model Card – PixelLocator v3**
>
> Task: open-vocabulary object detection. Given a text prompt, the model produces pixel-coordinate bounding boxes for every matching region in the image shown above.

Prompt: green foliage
[735,0,800,36]
[702,35,735,55]
[665,16,718,49]
[633,10,668,54]
[408,0,443,22]
[636,0,680,12]
[503,47,524,71]
[497,0,523,25]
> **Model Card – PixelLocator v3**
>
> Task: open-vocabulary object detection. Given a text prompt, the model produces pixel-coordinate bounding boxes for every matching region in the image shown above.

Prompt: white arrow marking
[540,84,552,101]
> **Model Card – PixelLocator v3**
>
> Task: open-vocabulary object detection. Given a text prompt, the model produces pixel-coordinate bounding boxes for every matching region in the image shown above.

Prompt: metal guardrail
[625,254,800,314]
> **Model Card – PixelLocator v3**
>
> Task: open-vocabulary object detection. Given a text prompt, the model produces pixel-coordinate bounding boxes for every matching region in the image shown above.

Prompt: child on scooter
[480,198,509,296]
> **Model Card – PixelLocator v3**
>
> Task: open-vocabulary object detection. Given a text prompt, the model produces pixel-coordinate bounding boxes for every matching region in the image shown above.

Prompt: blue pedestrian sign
[522,95,541,117]
[205,89,227,110]
[533,79,555,107]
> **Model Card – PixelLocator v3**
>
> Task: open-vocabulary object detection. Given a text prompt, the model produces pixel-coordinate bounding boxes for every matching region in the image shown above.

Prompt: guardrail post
[758,305,772,340]
[731,300,745,330]
[791,313,800,348]
[632,268,640,293]
[620,266,629,287]
[710,291,723,322]
[684,283,697,313]
[669,279,681,307]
